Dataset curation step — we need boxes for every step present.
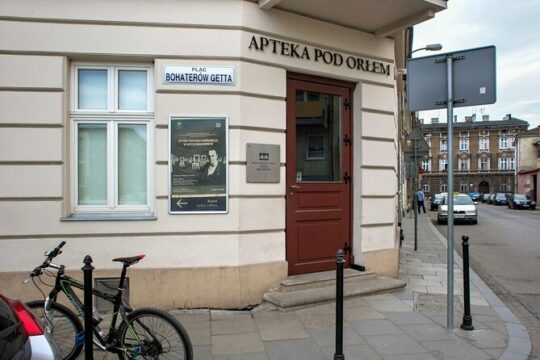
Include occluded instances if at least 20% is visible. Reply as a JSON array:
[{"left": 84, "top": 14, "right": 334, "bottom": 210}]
[
  {"left": 263, "top": 276, "right": 406, "bottom": 311},
  {"left": 280, "top": 268, "right": 376, "bottom": 292}
]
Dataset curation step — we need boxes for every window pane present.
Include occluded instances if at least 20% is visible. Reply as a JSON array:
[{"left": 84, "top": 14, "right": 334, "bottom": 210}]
[
  {"left": 295, "top": 90, "right": 341, "bottom": 182},
  {"left": 78, "top": 124, "right": 107, "bottom": 205},
  {"left": 118, "top": 124, "right": 147, "bottom": 205},
  {"left": 78, "top": 69, "right": 107, "bottom": 110},
  {"left": 118, "top": 70, "right": 147, "bottom": 110}
]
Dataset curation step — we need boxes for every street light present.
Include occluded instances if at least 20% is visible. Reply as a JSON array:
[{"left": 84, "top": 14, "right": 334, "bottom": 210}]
[{"left": 411, "top": 43, "right": 443, "bottom": 56}]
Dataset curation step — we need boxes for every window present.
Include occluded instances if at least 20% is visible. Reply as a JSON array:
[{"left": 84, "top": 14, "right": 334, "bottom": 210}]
[
  {"left": 498, "top": 157, "right": 509, "bottom": 170},
  {"left": 421, "top": 160, "right": 431, "bottom": 172},
  {"left": 460, "top": 182, "right": 468, "bottom": 192},
  {"left": 459, "top": 138, "right": 469, "bottom": 151},
  {"left": 510, "top": 157, "right": 515, "bottom": 169},
  {"left": 500, "top": 183, "right": 508, "bottom": 192},
  {"left": 440, "top": 138, "right": 447, "bottom": 151},
  {"left": 423, "top": 182, "right": 430, "bottom": 192},
  {"left": 440, "top": 183, "right": 448, "bottom": 192},
  {"left": 71, "top": 64, "right": 153, "bottom": 215},
  {"left": 499, "top": 136, "right": 508, "bottom": 149},
  {"left": 439, "top": 159, "right": 448, "bottom": 171},
  {"left": 479, "top": 158, "right": 489, "bottom": 170},
  {"left": 459, "top": 158, "right": 469, "bottom": 171},
  {"left": 479, "top": 137, "right": 489, "bottom": 150}
]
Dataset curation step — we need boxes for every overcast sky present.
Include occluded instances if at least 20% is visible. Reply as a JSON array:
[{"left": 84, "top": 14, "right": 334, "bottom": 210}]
[{"left": 413, "top": 0, "right": 540, "bottom": 129}]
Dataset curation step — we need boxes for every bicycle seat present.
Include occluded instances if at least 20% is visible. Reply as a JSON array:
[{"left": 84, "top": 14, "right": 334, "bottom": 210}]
[{"left": 113, "top": 255, "right": 145, "bottom": 266}]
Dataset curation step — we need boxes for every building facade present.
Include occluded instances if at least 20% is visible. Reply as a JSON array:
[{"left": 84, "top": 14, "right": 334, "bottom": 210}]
[
  {"left": 0, "top": 0, "right": 446, "bottom": 308},
  {"left": 516, "top": 126, "right": 540, "bottom": 204},
  {"left": 420, "top": 115, "right": 528, "bottom": 197}
]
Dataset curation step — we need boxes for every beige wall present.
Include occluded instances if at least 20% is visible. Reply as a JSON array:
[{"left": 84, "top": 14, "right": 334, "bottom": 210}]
[{"left": 0, "top": 0, "right": 398, "bottom": 307}]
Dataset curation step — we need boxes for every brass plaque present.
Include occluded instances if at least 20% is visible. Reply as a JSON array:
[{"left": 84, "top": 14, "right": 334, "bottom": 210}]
[{"left": 246, "top": 143, "right": 280, "bottom": 183}]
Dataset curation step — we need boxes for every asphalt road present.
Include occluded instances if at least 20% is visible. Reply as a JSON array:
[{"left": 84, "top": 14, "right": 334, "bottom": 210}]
[{"left": 430, "top": 203, "right": 540, "bottom": 358}]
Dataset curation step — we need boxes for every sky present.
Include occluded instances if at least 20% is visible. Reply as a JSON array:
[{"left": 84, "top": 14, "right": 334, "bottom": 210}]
[{"left": 413, "top": 0, "right": 540, "bottom": 129}]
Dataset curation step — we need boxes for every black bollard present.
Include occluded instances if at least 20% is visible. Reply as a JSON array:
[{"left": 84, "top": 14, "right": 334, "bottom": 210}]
[
  {"left": 334, "top": 249, "right": 345, "bottom": 360},
  {"left": 461, "top": 236, "right": 474, "bottom": 331},
  {"left": 82, "top": 255, "right": 95, "bottom": 359}
]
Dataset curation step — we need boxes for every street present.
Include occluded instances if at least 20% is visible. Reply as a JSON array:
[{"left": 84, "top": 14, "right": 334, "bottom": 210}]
[{"left": 429, "top": 203, "right": 540, "bottom": 357}]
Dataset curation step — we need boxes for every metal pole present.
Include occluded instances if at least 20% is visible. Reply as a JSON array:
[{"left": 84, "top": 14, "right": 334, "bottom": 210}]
[
  {"left": 414, "top": 138, "right": 418, "bottom": 251},
  {"left": 334, "top": 249, "right": 345, "bottom": 360},
  {"left": 82, "top": 255, "right": 94, "bottom": 360},
  {"left": 461, "top": 235, "right": 474, "bottom": 330},
  {"left": 446, "top": 56, "right": 455, "bottom": 330}
]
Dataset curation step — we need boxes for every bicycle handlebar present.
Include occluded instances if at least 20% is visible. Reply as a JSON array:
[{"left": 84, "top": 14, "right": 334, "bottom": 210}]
[{"left": 29, "top": 241, "right": 66, "bottom": 278}]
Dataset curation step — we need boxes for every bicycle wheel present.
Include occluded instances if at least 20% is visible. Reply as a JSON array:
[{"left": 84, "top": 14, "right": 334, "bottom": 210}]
[
  {"left": 118, "top": 308, "right": 193, "bottom": 360},
  {"left": 27, "top": 300, "right": 84, "bottom": 360}
]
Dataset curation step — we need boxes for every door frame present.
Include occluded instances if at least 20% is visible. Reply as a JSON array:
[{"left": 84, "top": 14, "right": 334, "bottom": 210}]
[{"left": 285, "top": 72, "right": 356, "bottom": 275}]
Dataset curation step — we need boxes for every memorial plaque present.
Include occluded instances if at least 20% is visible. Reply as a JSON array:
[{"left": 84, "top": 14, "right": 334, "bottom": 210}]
[{"left": 246, "top": 143, "right": 280, "bottom": 183}]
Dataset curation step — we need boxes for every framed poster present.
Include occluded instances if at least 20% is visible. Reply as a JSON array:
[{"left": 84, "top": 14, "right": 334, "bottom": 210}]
[{"left": 169, "top": 116, "right": 228, "bottom": 213}]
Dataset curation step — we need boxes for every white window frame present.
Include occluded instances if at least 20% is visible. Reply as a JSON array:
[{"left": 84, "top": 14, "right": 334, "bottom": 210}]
[
  {"left": 498, "top": 157, "right": 509, "bottom": 170},
  {"left": 421, "top": 160, "right": 431, "bottom": 172},
  {"left": 70, "top": 63, "right": 154, "bottom": 215},
  {"left": 423, "top": 182, "right": 430, "bottom": 192},
  {"left": 460, "top": 182, "right": 468, "bottom": 192},
  {"left": 479, "top": 137, "right": 489, "bottom": 150},
  {"left": 459, "top": 138, "right": 469, "bottom": 151},
  {"left": 440, "top": 138, "right": 447, "bottom": 151},
  {"left": 459, "top": 158, "right": 470, "bottom": 171},
  {"left": 479, "top": 158, "right": 489, "bottom": 171},
  {"left": 440, "top": 183, "right": 448, "bottom": 192},
  {"left": 499, "top": 136, "right": 508, "bottom": 149},
  {"left": 439, "top": 159, "right": 448, "bottom": 171}
]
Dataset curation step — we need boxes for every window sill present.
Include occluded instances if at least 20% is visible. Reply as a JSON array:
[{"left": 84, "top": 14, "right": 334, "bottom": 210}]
[{"left": 61, "top": 212, "right": 157, "bottom": 221}]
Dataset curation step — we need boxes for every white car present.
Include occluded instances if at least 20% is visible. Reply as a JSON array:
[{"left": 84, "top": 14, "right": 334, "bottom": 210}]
[{"left": 437, "top": 193, "right": 478, "bottom": 225}]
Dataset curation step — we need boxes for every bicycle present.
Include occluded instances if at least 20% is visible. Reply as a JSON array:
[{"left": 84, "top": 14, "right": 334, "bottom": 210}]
[{"left": 25, "top": 241, "right": 193, "bottom": 360}]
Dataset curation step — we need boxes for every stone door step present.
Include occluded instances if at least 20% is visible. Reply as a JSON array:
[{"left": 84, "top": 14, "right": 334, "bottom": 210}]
[
  {"left": 263, "top": 276, "right": 406, "bottom": 310},
  {"left": 279, "top": 268, "right": 376, "bottom": 292}
]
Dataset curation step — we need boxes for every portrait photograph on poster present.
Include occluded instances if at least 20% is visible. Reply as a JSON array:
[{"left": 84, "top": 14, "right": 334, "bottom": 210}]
[{"left": 169, "top": 116, "right": 228, "bottom": 213}]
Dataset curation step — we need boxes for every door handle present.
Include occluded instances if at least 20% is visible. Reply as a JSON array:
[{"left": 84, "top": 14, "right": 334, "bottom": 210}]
[{"left": 289, "top": 185, "right": 300, "bottom": 190}]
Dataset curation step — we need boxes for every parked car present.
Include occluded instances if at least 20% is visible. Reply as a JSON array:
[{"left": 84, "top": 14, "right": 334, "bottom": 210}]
[
  {"left": 487, "top": 193, "right": 496, "bottom": 204},
  {"left": 507, "top": 193, "right": 536, "bottom": 209},
  {"left": 493, "top": 192, "right": 508, "bottom": 206},
  {"left": 437, "top": 193, "right": 478, "bottom": 225},
  {"left": 430, "top": 193, "right": 445, "bottom": 211},
  {"left": 467, "top": 191, "right": 480, "bottom": 202},
  {"left": 0, "top": 293, "right": 57, "bottom": 360},
  {"left": 481, "top": 193, "right": 490, "bottom": 203}
]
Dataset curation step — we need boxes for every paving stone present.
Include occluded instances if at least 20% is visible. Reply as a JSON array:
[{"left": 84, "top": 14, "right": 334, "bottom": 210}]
[
  {"left": 193, "top": 345, "right": 214, "bottom": 360},
  {"left": 211, "top": 333, "right": 264, "bottom": 355},
  {"left": 454, "top": 328, "right": 508, "bottom": 349},
  {"left": 343, "top": 305, "right": 385, "bottom": 320},
  {"left": 350, "top": 319, "right": 402, "bottom": 335},
  {"left": 264, "top": 339, "right": 326, "bottom": 360},
  {"left": 320, "top": 344, "right": 383, "bottom": 360},
  {"left": 253, "top": 311, "right": 310, "bottom": 341},
  {"left": 420, "top": 339, "right": 492, "bottom": 359},
  {"left": 308, "top": 326, "right": 366, "bottom": 347},
  {"left": 363, "top": 334, "right": 429, "bottom": 355},
  {"left": 214, "top": 352, "right": 269, "bottom": 360},
  {"left": 382, "top": 311, "right": 433, "bottom": 325},
  {"left": 211, "top": 317, "right": 258, "bottom": 335},
  {"left": 399, "top": 324, "right": 460, "bottom": 341}
]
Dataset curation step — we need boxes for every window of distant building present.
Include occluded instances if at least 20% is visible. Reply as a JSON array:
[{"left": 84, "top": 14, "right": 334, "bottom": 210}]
[
  {"left": 441, "top": 183, "right": 448, "bottom": 192},
  {"left": 423, "top": 182, "right": 430, "bottom": 193},
  {"left": 459, "top": 158, "right": 470, "bottom": 171},
  {"left": 459, "top": 138, "right": 469, "bottom": 151},
  {"left": 439, "top": 159, "right": 448, "bottom": 171},
  {"left": 479, "top": 158, "right": 489, "bottom": 171},
  {"left": 479, "top": 137, "right": 489, "bottom": 150},
  {"left": 421, "top": 160, "right": 431, "bottom": 172},
  {"left": 440, "top": 138, "right": 447, "bottom": 151},
  {"left": 499, "top": 136, "right": 508, "bottom": 149},
  {"left": 460, "top": 182, "right": 468, "bottom": 192}
]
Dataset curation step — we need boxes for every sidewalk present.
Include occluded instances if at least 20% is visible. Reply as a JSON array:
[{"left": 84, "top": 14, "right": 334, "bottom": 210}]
[{"left": 95, "top": 212, "right": 531, "bottom": 359}]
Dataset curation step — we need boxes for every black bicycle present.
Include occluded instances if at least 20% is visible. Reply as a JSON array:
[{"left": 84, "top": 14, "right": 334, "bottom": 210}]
[{"left": 25, "top": 241, "right": 193, "bottom": 360}]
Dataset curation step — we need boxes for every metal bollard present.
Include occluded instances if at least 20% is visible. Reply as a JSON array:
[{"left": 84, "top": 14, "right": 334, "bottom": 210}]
[
  {"left": 334, "top": 249, "right": 345, "bottom": 360},
  {"left": 82, "top": 255, "right": 95, "bottom": 359},
  {"left": 461, "top": 236, "right": 474, "bottom": 331}
]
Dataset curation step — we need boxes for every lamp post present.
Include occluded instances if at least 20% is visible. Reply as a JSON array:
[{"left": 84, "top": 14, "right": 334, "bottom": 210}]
[{"left": 398, "top": 43, "right": 443, "bottom": 238}]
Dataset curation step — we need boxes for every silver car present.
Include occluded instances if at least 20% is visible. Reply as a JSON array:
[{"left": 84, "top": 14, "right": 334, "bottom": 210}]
[{"left": 437, "top": 193, "right": 478, "bottom": 225}]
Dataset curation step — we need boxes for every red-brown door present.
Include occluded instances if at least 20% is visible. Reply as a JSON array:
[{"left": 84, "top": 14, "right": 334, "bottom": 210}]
[{"left": 286, "top": 74, "right": 353, "bottom": 275}]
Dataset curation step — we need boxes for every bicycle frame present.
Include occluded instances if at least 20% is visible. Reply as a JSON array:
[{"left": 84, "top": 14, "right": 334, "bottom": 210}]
[{"left": 43, "top": 263, "right": 132, "bottom": 353}]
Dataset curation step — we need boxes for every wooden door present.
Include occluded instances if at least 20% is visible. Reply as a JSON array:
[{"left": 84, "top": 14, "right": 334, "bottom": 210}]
[{"left": 286, "top": 74, "right": 353, "bottom": 275}]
